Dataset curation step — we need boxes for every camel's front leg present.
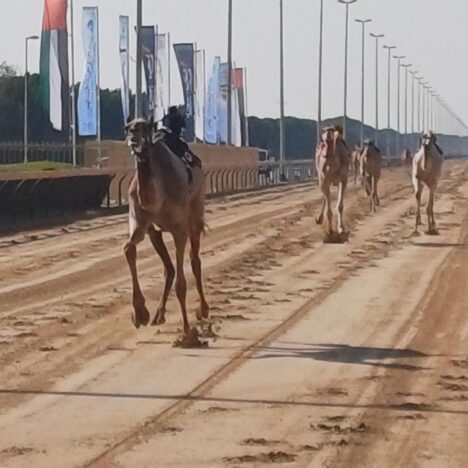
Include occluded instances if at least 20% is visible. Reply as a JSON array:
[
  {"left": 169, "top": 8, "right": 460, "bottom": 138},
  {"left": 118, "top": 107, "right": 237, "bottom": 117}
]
[
  {"left": 173, "top": 233, "right": 190, "bottom": 335},
  {"left": 370, "top": 176, "right": 377, "bottom": 212},
  {"left": 413, "top": 178, "right": 423, "bottom": 233},
  {"left": 427, "top": 187, "right": 438, "bottom": 234},
  {"left": 336, "top": 180, "right": 346, "bottom": 234},
  {"left": 148, "top": 226, "right": 175, "bottom": 326},
  {"left": 315, "top": 178, "right": 327, "bottom": 225},
  {"left": 123, "top": 226, "right": 150, "bottom": 328},
  {"left": 190, "top": 230, "right": 209, "bottom": 321}
]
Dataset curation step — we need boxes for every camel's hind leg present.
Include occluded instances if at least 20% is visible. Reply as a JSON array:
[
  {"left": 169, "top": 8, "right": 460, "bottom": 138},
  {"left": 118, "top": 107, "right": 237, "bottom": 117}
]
[
  {"left": 190, "top": 230, "right": 209, "bottom": 321},
  {"left": 124, "top": 225, "right": 150, "bottom": 328},
  {"left": 427, "top": 186, "right": 438, "bottom": 234},
  {"left": 173, "top": 233, "right": 190, "bottom": 334},
  {"left": 336, "top": 180, "right": 347, "bottom": 234},
  {"left": 148, "top": 226, "right": 175, "bottom": 326},
  {"left": 413, "top": 179, "right": 423, "bottom": 233}
]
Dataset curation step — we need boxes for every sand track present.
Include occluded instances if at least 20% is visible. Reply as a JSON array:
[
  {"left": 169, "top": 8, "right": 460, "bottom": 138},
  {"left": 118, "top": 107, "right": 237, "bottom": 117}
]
[{"left": 0, "top": 162, "right": 467, "bottom": 468}]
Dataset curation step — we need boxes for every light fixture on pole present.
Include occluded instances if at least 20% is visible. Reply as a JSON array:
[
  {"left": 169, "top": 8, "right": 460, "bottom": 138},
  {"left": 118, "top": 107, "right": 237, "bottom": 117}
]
[
  {"left": 383, "top": 45, "right": 395, "bottom": 156},
  {"left": 338, "top": 0, "right": 357, "bottom": 140},
  {"left": 401, "top": 63, "right": 412, "bottom": 150},
  {"left": 393, "top": 54, "right": 405, "bottom": 155},
  {"left": 370, "top": 33, "right": 384, "bottom": 143},
  {"left": 355, "top": 18, "right": 372, "bottom": 145},
  {"left": 317, "top": 0, "right": 324, "bottom": 147},
  {"left": 24, "top": 35, "right": 39, "bottom": 164}
]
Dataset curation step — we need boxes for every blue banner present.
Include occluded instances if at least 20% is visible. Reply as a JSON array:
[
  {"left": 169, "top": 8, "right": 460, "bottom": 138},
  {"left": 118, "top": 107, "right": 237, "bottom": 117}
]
[
  {"left": 141, "top": 26, "right": 156, "bottom": 117},
  {"left": 119, "top": 16, "right": 130, "bottom": 123},
  {"left": 204, "top": 57, "right": 220, "bottom": 144},
  {"left": 174, "top": 43, "right": 195, "bottom": 141},
  {"left": 77, "top": 7, "right": 98, "bottom": 136}
]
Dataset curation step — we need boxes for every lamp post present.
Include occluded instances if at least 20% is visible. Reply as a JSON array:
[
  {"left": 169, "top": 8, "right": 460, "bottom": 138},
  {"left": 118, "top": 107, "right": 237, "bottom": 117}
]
[
  {"left": 409, "top": 70, "right": 417, "bottom": 149},
  {"left": 416, "top": 76, "right": 424, "bottom": 133},
  {"left": 393, "top": 54, "right": 405, "bottom": 155},
  {"left": 24, "top": 35, "right": 39, "bottom": 164},
  {"left": 355, "top": 18, "right": 372, "bottom": 145},
  {"left": 370, "top": 33, "right": 384, "bottom": 143},
  {"left": 227, "top": 0, "right": 233, "bottom": 145},
  {"left": 135, "top": 0, "right": 143, "bottom": 118},
  {"left": 338, "top": 0, "right": 357, "bottom": 140},
  {"left": 317, "top": 0, "right": 324, "bottom": 146},
  {"left": 401, "top": 63, "right": 411, "bottom": 150},
  {"left": 279, "top": 0, "right": 285, "bottom": 178},
  {"left": 383, "top": 45, "right": 395, "bottom": 155}
]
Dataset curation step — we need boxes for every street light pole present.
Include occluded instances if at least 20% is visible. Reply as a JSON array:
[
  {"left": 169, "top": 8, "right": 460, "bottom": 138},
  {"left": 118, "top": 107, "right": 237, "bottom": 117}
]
[
  {"left": 338, "top": 0, "right": 357, "bottom": 140},
  {"left": 409, "top": 70, "right": 417, "bottom": 149},
  {"left": 383, "top": 45, "right": 395, "bottom": 156},
  {"left": 401, "top": 63, "right": 411, "bottom": 150},
  {"left": 135, "top": 0, "right": 143, "bottom": 117},
  {"left": 24, "top": 35, "right": 39, "bottom": 164},
  {"left": 317, "top": 0, "right": 324, "bottom": 146},
  {"left": 355, "top": 18, "right": 372, "bottom": 145},
  {"left": 370, "top": 33, "right": 384, "bottom": 143},
  {"left": 393, "top": 54, "right": 405, "bottom": 155},
  {"left": 227, "top": 0, "right": 233, "bottom": 145},
  {"left": 279, "top": 0, "right": 285, "bottom": 178}
]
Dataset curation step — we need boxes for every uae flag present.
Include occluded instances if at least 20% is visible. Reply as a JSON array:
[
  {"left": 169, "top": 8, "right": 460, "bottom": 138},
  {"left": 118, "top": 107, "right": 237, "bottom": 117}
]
[{"left": 40, "top": 0, "right": 69, "bottom": 131}]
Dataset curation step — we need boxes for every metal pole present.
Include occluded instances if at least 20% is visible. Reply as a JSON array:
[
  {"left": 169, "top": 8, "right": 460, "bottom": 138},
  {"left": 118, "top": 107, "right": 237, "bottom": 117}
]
[
  {"left": 227, "top": 0, "right": 233, "bottom": 145},
  {"left": 96, "top": 7, "right": 102, "bottom": 166},
  {"left": 394, "top": 55, "right": 405, "bottom": 155},
  {"left": 244, "top": 67, "right": 250, "bottom": 146},
  {"left": 383, "top": 45, "right": 395, "bottom": 156},
  {"left": 356, "top": 19, "right": 372, "bottom": 145},
  {"left": 135, "top": 0, "right": 143, "bottom": 117},
  {"left": 24, "top": 38, "right": 38, "bottom": 163},
  {"left": 338, "top": 0, "right": 357, "bottom": 139},
  {"left": 317, "top": 0, "right": 324, "bottom": 146},
  {"left": 279, "top": 0, "right": 285, "bottom": 176},
  {"left": 370, "top": 33, "right": 384, "bottom": 143},
  {"left": 167, "top": 32, "right": 171, "bottom": 108},
  {"left": 410, "top": 70, "right": 416, "bottom": 149},
  {"left": 401, "top": 64, "right": 411, "bottom": 150},
  {"left": 203, "top": 49, "right": 206, "bottom": 143},
  {"left": 70, "top": 0, "right": 77, "bottom": 166}
]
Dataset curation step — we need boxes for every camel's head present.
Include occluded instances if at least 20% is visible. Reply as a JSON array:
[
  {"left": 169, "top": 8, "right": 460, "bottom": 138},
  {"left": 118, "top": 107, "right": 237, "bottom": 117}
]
[
  {"left": 125, "top": 116, "right": 154, "bottom": 161},
  {"left": 421, "top": 132, "right": 436, "bottom": 149},
  {"left": 321, "top": 126, "right": 335, "bottom": 143}
]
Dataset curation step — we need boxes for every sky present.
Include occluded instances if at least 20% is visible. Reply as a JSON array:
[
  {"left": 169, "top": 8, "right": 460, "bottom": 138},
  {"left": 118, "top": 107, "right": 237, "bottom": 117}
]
[{"left": 1, "top": 0, "right": 467, "bottom": 133}]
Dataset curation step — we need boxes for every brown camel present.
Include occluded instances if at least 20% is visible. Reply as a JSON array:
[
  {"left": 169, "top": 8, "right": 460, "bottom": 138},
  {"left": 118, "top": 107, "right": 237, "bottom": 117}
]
[
  {"left": 350, "top": 144, "right": 362, "bottom": 185},
  {"left": 315, "top": 126, "right": 350, "bottom": 238},
  {"left": 123, "top": 117, "right": 209, "bottom": 334},
  {"left": 359, "top": 140, "right": 382, "bottom": 212},
  {"left": 412, "top": 132, "right": 444, "bottom": 235}
]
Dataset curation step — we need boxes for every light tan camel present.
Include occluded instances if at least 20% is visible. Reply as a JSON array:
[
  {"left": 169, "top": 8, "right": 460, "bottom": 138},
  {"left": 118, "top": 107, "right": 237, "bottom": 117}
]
[
  {"left": 412, "top": 132, "right": 444, "bottom": 234},
  {"left": 359, "top": 140, "right": 382, "bottom": 212},
  {"left": 315, "top": 126, "right": 350, "bottom": 238},
  {"left": 123, "top": 117, "right": 209, "bottom": 335},
  {"left": 350, "top": 145, "right": 362, "bottom": 185}
]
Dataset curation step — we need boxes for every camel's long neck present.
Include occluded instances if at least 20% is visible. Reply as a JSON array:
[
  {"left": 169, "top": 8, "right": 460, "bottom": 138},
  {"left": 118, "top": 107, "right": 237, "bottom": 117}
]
[{"left": 136, "top": 157, "right": 160, "bottom": 208}]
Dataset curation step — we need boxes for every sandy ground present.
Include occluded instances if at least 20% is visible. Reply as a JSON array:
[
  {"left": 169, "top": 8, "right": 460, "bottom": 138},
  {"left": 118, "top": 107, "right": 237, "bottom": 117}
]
[{"left": 0, "top": 162, "right": 467, "bottom": 468}]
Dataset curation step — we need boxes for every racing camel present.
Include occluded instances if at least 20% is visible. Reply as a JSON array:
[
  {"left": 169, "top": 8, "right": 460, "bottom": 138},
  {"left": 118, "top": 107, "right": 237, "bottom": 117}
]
[
  {"left": 315, "top": 126, "right": 350, "bottom": 240},
  {"left": 412, "top": 132, "right": 444, "bottom": 235},
  {"left": 359, "top": 139, "right": 382, "bottom": 212},
  {"left": 123, "top": 116, "right": 209, "bottom": 335},
  {"left": 350, "top": 144, "right": 362, "bottom": 185}
]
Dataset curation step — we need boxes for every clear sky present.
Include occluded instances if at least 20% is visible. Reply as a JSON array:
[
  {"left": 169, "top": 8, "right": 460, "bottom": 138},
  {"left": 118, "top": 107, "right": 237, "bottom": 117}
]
[{"left": 1, "top": 0, "right": 467, "bottom": 132}]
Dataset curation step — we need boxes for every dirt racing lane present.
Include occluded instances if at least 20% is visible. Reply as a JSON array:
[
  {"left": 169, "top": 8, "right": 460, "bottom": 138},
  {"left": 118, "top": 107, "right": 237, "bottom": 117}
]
[{"left": 0, "top": 161, "right": 467, "bottom": 467}]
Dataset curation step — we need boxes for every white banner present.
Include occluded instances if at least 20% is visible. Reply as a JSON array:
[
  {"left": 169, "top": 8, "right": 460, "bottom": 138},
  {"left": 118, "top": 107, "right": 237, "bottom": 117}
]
[
  {"left": 217, "top": 62, "right": 229, "bottom": 144},
  {"left": 77, "top": 7, "right": 98, "bottom": 136},
  {"left": 119, "top": 15, "right": 130, "bottom": 123},
  {"left": 231, "top": 86, "right": 242, "bottom": 147},
  {"left": 204, "top": 57, "right": 220, "bottom": 144},
  {"left": 155, "top": 33, "right": 169, "bottom": 121},
  {"left": 194, "top": 50, "right": 205, "bottom": 141}
]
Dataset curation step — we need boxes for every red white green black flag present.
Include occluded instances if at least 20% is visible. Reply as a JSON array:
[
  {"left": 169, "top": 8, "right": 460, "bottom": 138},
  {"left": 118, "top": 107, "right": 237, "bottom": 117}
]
[{"left": 40, "top": 0, "right": 69, "bottom": 131}]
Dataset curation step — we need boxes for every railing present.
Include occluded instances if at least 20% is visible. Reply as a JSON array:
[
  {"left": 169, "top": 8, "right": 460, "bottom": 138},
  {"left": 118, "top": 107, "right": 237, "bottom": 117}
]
[{"left": 0, "top": 142, "right": 85, "bottom": 166}]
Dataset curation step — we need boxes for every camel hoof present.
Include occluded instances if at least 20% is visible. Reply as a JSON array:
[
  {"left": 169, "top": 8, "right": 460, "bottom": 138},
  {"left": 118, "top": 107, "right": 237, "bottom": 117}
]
[
  {"left": 315, "top": 216, "right": 323, "bottom": 225},
  {"left": 151, "top": 309, "right": 166, "bottom": 326},
  {"left": 426, "top": 229, "right": 440, "bottom": 236},
  {"left": 131, "top": 311, "right": 141, "bottom": 329},
  {"left": 138, "top": 306, "right": 150, "bottom": 327},
  {"left": 196, "top": 303, "right": 210, "bottom": 321}
]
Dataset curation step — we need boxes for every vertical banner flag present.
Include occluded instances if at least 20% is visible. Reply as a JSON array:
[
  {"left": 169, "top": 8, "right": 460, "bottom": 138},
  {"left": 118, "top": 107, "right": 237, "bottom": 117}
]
[
  {"left": 174, "top": 43, "right": 195, "bottom": 141},
  {"left": 194, "top": 50, "right": 205, "bottom": 141},
  {"left": 40, "top": 0, "right": 69, "bottom": 131},
  {"left": 119, "top": 16, "right": 130, "bottom": 123},
  {"left": 217, "top": 62, "right": 229, "bottom": 144},
  {"left": 204, "top": 57, "right": 220, "bottom": 144},
  {"left": 233, "top": 68, "right": 246, "bottom": 146},
  {"left": 77, "top": 7, "right": 98, "bottom": 136},
  {"left": 155, "top": 34, "right": 169, "bottom": 121},
  {"left": 141, "top": 26, "right": 156, "bottom": 117}
]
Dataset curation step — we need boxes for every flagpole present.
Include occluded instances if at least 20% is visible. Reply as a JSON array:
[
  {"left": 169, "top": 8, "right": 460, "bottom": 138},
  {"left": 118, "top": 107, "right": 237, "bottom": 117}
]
[
  {"left": 69, "top": 0, "right": 77, "bottom": 166},
  {"left": 154, "top": 25, "right": 159, "bottom": 121},
  {"left": 244, "top": 67, "right": 249, "bottom": 147},
  {"left": 227, "top": 0, "right": 233, "bottom": 146},
  {"left": 135, "top": 0, "right": 143, "bottom": 118},
  {"left": 167, "top": 32, "right": 171, "bottom": 108},
  {"left": 203, "top": 49, "right": 206, "bottom": 143},
  {"left": 96, "top": 7, "right": 102, "bottom": 166}
]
